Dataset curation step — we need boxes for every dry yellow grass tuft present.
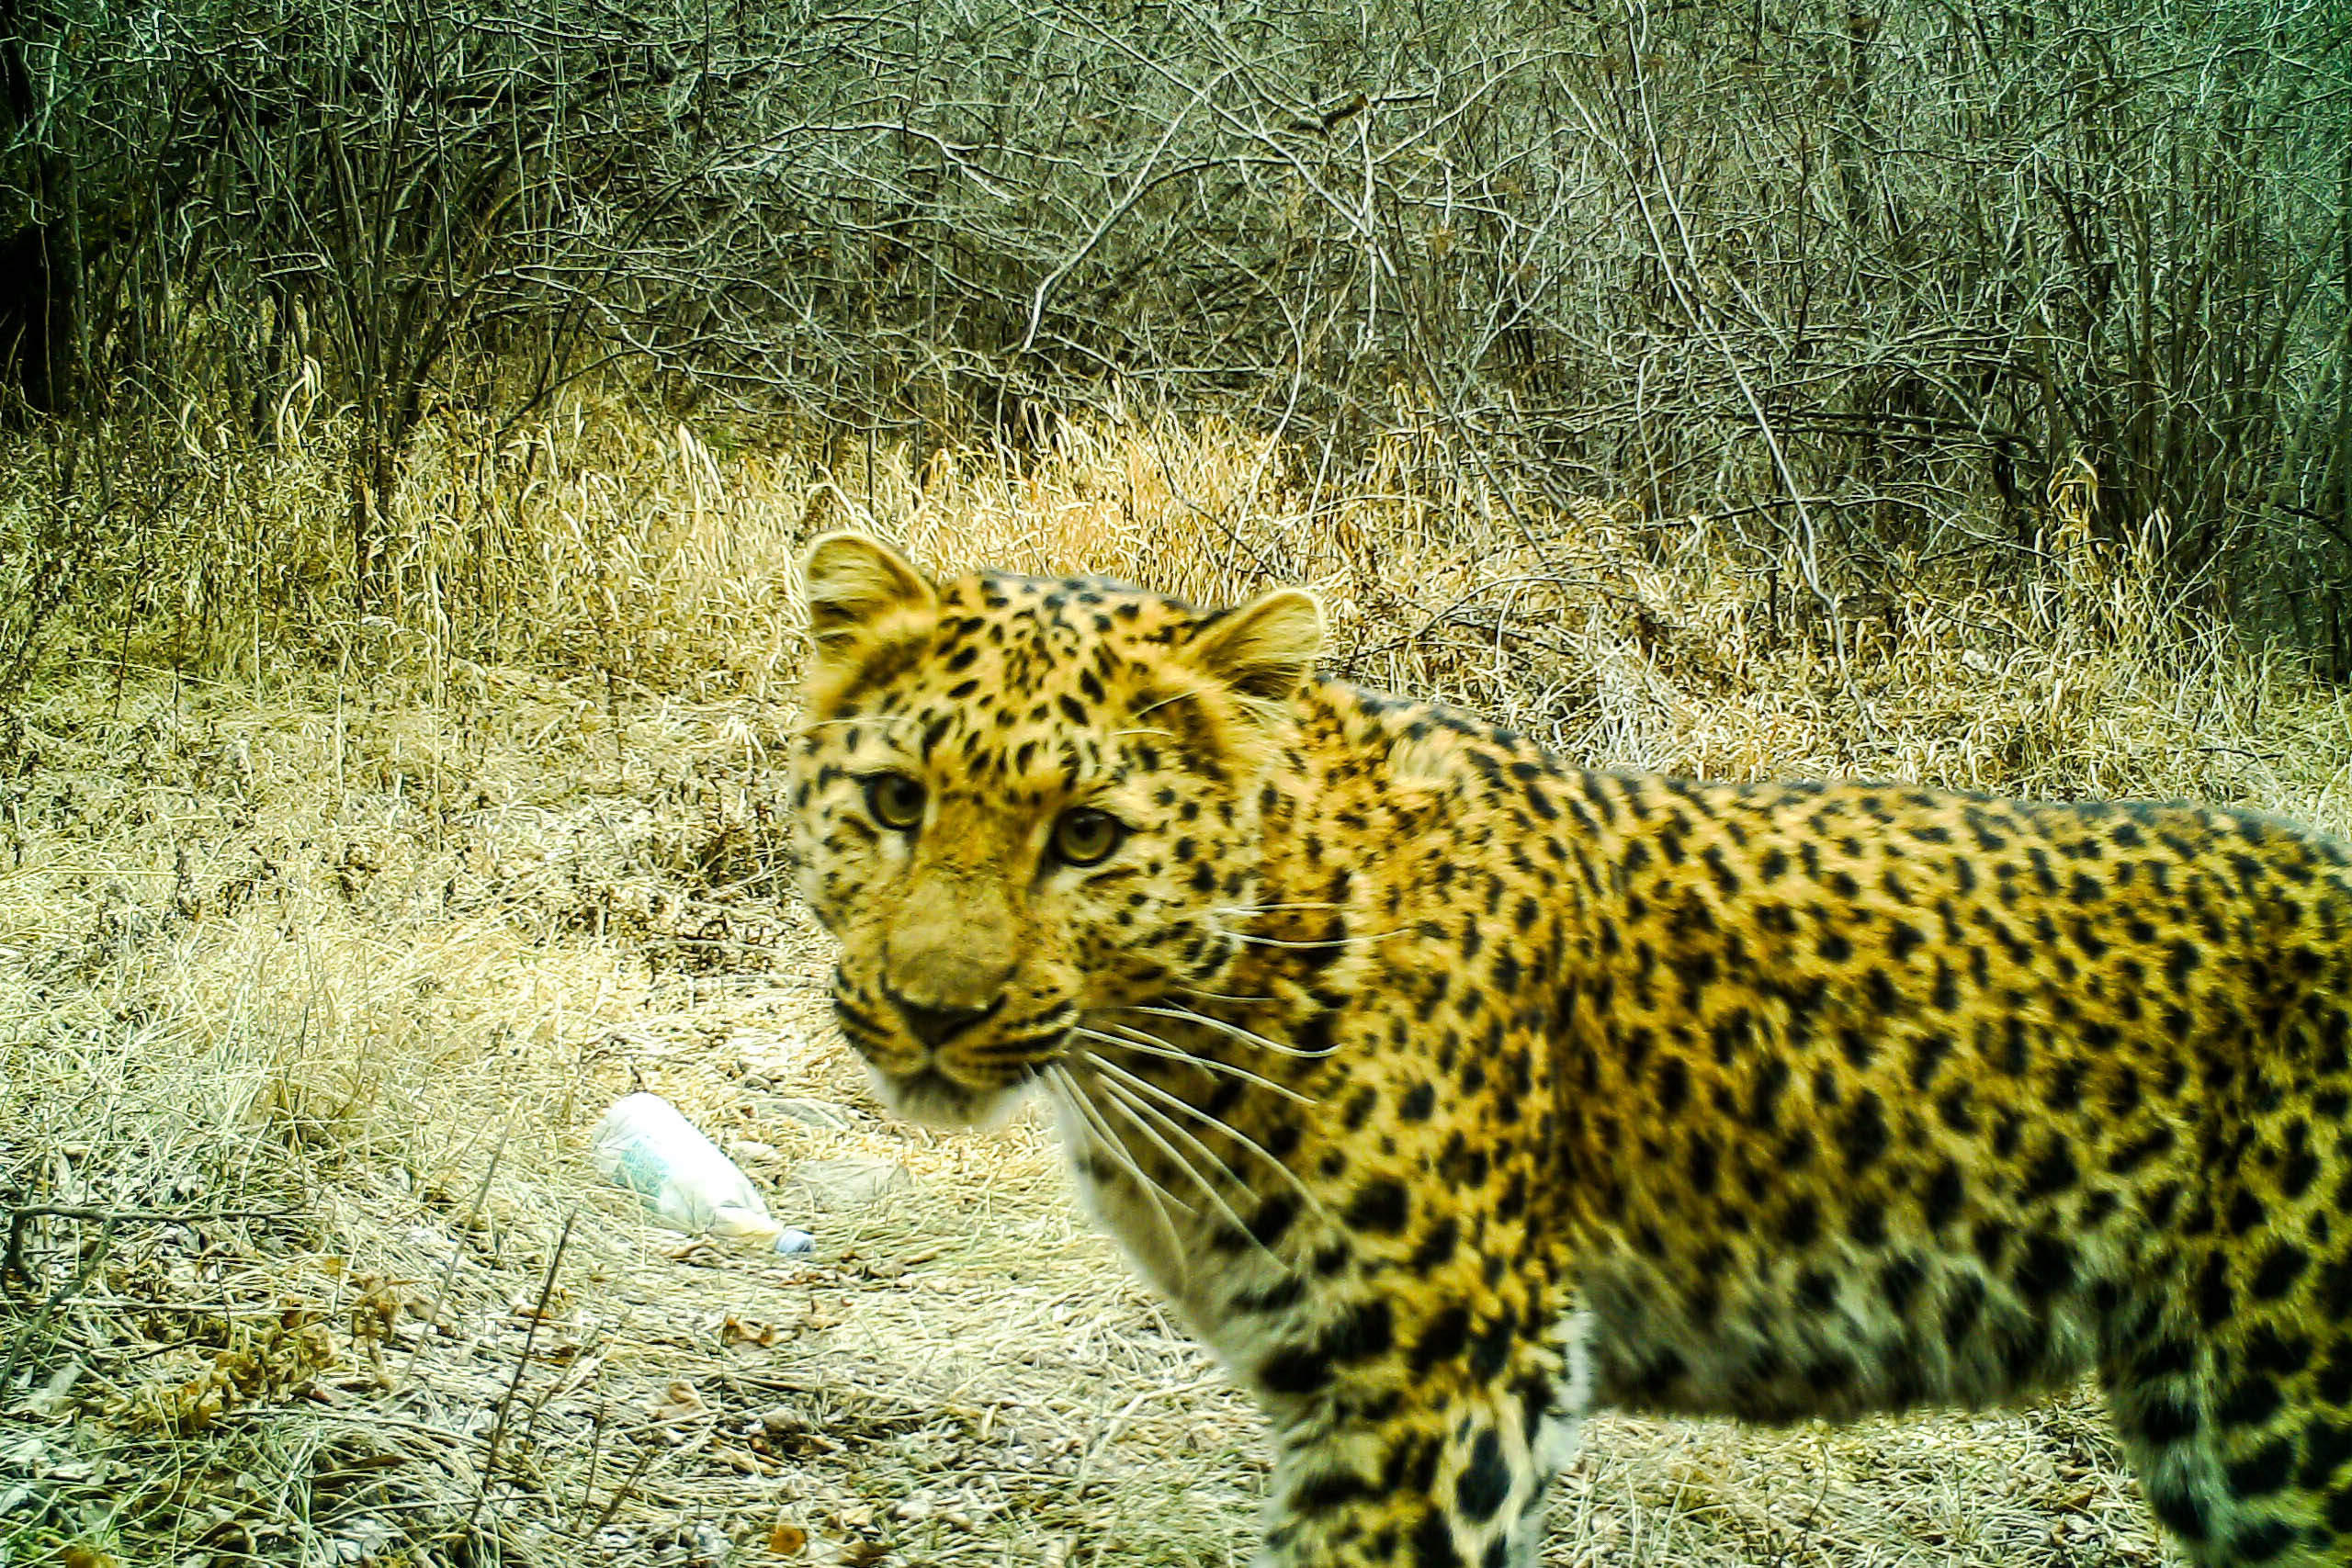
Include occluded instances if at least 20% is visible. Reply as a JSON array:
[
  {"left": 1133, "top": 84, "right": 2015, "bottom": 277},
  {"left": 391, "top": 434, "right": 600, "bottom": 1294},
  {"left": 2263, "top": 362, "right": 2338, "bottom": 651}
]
[{"left": 4, "top": 407, "right": 2345, "bottom": 1565}]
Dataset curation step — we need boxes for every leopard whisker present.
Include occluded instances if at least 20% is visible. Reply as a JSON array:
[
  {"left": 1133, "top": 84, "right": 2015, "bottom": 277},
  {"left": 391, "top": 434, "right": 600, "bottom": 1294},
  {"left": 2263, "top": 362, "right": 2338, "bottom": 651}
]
[
  {"left": 1090, "top": 1073, "right": 1279, "bottom": 1263},
  {"left": 1046, "top": 1064, "right": 1179, "bottom": 1204},
  {"left": 1226, "top": 928, "right": 1407, "bottom": 951},
  {"left": 1085, "top": 1049, "right": 1326, "bottom": 1217},
  {"left": 1050, "top": 1064, "right": 1202, "bottom": 1292},
  {"left": 1119, "top": 1002, "right": 1342, "bottom": 1059},
  {"left": 1129, "top": 685, "right": 1220, "bottom": 721},
  {"left": 1046, "top": 1064, "right": 1195, "bottom": 1269},
  {"left": 1090, "top": 1071, "right": 1252, "bottom": 1211},
  {"left": 956, "top": 1024, "right": 1079, "bottom": 1059},
  {"left": 1073, "top": 1022, "right": 1317, "bottom": 1106},
  {"left": 1174, "top": 984, "right": 1284, "bottom": 1006}
]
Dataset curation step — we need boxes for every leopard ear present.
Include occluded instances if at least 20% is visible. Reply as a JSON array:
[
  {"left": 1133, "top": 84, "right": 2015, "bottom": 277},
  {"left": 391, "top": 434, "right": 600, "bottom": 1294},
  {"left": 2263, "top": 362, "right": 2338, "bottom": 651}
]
[
  {"left": 1187, "top": 588, "right": 1324, "bottom": 708},
  {"left": 800, "top": 532, "right": 936, "bottom": 658}
]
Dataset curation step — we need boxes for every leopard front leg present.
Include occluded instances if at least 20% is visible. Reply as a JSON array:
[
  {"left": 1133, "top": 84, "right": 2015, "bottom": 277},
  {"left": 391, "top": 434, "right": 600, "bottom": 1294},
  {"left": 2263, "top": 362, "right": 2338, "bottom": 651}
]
[{"left": 1247, "top": 1305, "right": 1589, "bottom": 1567}]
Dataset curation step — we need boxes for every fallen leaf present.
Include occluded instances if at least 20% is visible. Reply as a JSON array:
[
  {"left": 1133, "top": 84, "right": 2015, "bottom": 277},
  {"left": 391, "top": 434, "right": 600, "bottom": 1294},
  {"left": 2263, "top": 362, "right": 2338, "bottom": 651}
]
[
  {"left": 722, "top": 1314, "right": 782, "bottom": 1348},
  {"left": 650, "top": 1379, "right": 707, "bottom": 1422},
  {"left": 765, "top": 1521, "right": 808, "bottom": 1554}
]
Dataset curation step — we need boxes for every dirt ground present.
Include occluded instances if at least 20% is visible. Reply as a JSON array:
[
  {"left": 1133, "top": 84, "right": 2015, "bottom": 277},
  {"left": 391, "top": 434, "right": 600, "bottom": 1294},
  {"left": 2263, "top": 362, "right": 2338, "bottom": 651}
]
[
  {"left": 0, "top": 654, "right": 2212, "bottom": 1567},
  {"left": 14, "top": 421, "right": 2340, "bottom": 1566}
]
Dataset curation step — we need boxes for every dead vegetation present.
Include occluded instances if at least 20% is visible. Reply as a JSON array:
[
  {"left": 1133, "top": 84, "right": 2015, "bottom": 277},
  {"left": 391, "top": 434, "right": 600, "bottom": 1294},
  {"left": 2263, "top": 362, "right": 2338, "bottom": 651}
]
[
  {"left": 3, "top": 412, "right": 2347, "bottom": 1567},
  {"left": 9, "top": 0, "right": 2347, "bottom": 668}
]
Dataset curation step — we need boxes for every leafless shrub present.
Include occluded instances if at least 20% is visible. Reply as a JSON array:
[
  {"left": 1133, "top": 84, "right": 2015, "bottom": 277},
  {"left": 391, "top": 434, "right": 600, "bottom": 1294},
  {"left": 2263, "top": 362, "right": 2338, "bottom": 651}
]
[{"left": 0, "top": 0, "right": 2344, "bottom": 679}]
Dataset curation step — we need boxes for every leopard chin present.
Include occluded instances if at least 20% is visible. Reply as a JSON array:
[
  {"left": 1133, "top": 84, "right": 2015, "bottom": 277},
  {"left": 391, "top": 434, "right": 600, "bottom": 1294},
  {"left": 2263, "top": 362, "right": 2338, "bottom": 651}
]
[{"left": 866, "top": 1064, "right": 1033, "bottom": 1132}]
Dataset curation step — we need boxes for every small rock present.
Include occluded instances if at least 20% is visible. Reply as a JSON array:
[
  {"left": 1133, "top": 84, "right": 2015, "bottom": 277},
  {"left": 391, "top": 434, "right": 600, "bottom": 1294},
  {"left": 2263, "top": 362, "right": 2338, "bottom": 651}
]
[
  {"left": 403, "top": 1224, "right": 456, "bottom": 1260},
  {"left": 788, "top": 1158, "right": 910, "bottom": 1213},
  {"left": 333, "top": 1517, "right": 395, "bottom": 1560},
  {"left": 769, "top": 1099, "right": 860, "bottom": 1131}
]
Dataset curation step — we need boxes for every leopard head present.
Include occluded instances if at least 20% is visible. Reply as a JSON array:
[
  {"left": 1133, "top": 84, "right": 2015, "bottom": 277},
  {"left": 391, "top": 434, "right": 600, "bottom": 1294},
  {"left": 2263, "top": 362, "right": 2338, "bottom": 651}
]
[{"left": 787, "top": 532, "right": 1323, "bottom": 1127}]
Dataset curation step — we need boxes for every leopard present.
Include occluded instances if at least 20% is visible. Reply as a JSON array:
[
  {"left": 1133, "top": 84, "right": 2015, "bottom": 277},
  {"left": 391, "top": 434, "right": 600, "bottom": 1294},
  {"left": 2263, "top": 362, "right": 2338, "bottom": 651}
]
[{"left": 786, "top": 529, "right": 2352, "bottom": 1568}]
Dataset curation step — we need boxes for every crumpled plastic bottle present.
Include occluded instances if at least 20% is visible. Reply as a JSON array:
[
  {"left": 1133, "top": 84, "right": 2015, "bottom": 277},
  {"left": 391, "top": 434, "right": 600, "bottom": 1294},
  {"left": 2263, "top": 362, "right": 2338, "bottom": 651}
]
[{"left": 591, "top": 1092, "right": 814, "bottom": 1256}]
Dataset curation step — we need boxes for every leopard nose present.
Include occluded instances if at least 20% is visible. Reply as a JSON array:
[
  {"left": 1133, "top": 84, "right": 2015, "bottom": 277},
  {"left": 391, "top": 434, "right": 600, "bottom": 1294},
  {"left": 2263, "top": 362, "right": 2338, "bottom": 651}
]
[{"left": 887, "top": 990, "right": 1001, "bottom": 1047}]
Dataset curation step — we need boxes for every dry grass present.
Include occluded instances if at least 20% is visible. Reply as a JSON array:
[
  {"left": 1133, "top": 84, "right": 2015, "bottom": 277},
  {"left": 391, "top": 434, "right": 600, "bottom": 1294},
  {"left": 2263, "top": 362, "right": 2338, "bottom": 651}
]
[{"left": 4, "top": 409, "right": 2348, "bottom": 1567}]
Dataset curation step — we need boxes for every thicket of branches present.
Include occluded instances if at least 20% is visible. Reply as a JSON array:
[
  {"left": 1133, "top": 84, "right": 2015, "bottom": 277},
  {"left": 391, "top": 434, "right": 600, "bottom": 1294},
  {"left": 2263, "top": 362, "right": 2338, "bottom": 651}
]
[{"left": 2, "top": 0, "right": 2347, "bottom": 676}]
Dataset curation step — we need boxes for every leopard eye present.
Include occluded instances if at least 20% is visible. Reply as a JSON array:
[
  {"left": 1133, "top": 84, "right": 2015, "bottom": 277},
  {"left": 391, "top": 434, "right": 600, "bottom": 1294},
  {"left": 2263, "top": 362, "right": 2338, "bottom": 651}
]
[
  {"left": 863, "top": 772, "right": 927, "bottom": 830},
  {"left": 1052, "top": 807, "right": 1124, "bottom": 867}
]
